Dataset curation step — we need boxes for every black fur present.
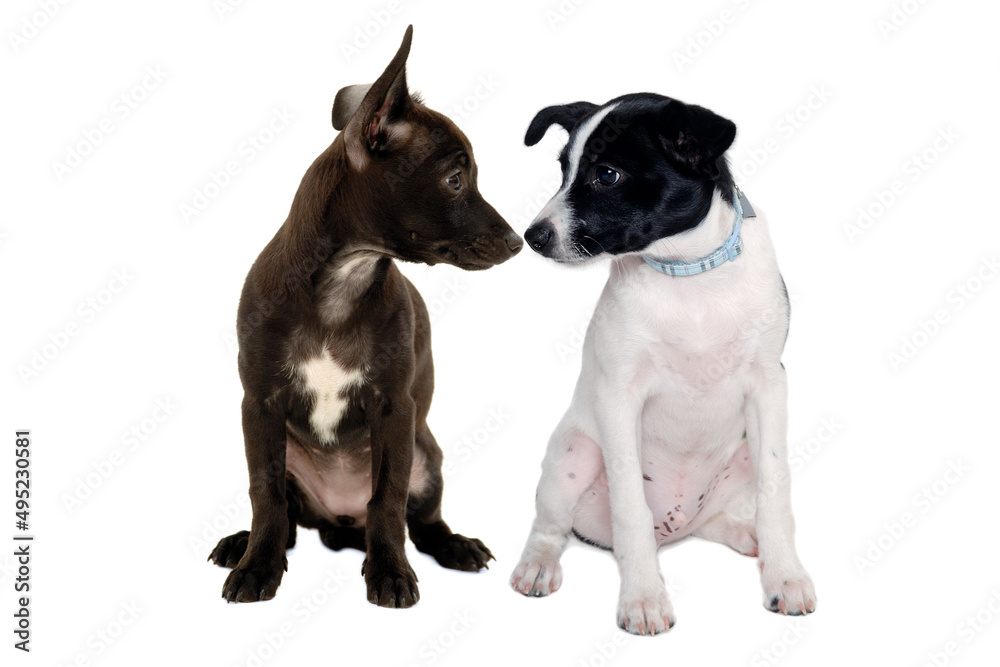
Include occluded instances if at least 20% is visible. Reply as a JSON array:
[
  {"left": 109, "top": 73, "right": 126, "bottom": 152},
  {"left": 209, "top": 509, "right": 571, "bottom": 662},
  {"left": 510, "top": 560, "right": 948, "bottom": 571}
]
[
  {"left": 525, "top": 93, "right": 736, "bottom": 260},
  {"left": 524, "top": 102, "right": 598, "bottom": 146},
  {"left": 572, "top": 528, "right": 612, "bottom": 552}
]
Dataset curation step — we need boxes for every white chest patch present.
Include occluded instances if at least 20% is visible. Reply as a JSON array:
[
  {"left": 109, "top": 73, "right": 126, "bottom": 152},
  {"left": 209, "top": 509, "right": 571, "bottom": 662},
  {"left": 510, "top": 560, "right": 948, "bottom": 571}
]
[{"left": 296, "top": 350, "right": 365, "bottom": 444}]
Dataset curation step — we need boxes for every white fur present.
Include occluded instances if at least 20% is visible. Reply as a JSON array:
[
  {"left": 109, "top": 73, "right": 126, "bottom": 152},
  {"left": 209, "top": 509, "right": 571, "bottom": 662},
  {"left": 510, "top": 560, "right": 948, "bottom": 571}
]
[
  {"left": 297, "top": 350, "right": 365, "bottom": 444},
  {"left": 536, "top": 103, "right": 619, "bottom": 258},
  {"left": 511, "top": 191, "right": 816, "bottom": 634}
]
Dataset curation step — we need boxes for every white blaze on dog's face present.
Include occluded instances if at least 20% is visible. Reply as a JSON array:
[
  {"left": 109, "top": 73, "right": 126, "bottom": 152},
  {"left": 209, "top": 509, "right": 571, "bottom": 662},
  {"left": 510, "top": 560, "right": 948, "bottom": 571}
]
[
  {"left": 522, "top": 94, "right": 738, "bottom": 264},
  {"left": 532, "top": 103, "right": 618, "bottom": 260}
]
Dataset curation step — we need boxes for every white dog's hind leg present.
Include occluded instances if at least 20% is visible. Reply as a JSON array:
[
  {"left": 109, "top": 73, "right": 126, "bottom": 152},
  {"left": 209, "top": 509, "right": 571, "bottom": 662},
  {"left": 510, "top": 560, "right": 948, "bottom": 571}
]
[
  {"left": 693, "top": 511, "right": 759, "bottom": 557},
  {"left": 746, "top": 369, "right": 817, "bottom": 616},
  {"left": 511, "top": 428, "right": 602, "bottom": 597}
]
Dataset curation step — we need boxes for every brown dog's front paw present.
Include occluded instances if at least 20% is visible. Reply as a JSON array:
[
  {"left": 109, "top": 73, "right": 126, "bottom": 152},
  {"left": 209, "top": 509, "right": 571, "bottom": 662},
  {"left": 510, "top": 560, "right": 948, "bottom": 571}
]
[
  {"left": 221, "top": 556, "right": 286, "bottom": 603},
  {"left": 209, "top": 530, "right": 250, "bottom": 568},
  {"left": 423, "top": 534, "right": 494, "bottom": 572},
  {"left": 362, "top": 557, "right": 419, "bottom": 608}
]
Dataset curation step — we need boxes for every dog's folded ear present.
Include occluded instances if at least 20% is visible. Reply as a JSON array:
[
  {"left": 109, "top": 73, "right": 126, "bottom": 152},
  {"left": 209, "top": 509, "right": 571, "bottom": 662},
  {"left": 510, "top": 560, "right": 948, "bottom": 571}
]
[
  {"left": 524, "top": 102, "right": 598, "bottom": 146},
  {"left": 658, "top": 101, "right": 736, "bottom": 175},
  {"left": 332, "top": 84, "right": 373, "bottom": 131},
  {"left": 340, "top": 25, "right": 414, "bottom": 165}
]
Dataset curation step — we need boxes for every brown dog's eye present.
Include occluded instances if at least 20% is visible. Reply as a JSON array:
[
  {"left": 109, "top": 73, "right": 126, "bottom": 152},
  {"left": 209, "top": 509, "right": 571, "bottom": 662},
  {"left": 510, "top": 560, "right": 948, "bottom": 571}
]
[
  {"left": 596, "top": 166, "right": 620, "bottom": 186},
  {"left": 445, "top": 172, "right": 462, "bottom": 191}
]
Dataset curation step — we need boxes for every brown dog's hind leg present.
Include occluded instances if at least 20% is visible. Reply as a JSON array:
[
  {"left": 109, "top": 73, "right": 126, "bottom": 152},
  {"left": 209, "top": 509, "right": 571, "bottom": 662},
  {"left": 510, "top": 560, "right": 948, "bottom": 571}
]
[
  {"left": 406, "top": 425, "right": 494, "bottom": 572},
  {"left": 319, "top": 524, "right": 367, "bottom": 552}
]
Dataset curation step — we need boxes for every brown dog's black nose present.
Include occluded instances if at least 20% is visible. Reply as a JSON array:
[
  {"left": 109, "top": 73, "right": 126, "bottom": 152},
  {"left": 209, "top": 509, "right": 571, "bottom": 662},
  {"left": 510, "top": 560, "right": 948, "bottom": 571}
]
[
  {"left": 524, "top": 222, "right": 553, "bottom": 253},
  {"left": 505, "top": 230, "right": 524, "bottom": 255}
]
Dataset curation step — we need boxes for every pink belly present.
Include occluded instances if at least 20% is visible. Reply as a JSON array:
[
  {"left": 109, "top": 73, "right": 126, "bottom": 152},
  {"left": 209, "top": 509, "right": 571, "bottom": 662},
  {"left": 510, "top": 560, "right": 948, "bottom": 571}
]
[
  {"left": 284, "top": 431, "right": 432, "bottom": 527},
  {"left": 286, "top": 434, "right": 373, "bottom": 525},
  {"left": 572, "top": 441, "right": 754, "bottom": 548}
]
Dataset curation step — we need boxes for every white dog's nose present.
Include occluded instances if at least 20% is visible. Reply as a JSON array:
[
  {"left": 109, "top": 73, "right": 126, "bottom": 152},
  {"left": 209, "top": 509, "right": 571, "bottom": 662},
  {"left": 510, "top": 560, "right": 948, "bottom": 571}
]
[{"left": 524, "top": 221, "right": 555, "bottom": 255}]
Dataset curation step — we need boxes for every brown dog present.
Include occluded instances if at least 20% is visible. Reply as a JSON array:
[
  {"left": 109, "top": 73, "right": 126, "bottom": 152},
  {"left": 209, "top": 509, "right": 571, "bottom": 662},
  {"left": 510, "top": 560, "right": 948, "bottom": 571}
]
[{"left": 209, "top": 26, "right": 521, "bottom": 607}]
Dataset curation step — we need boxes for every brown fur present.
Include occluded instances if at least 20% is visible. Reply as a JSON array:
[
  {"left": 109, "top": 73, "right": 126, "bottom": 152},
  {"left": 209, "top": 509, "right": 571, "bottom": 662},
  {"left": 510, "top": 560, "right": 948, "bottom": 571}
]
[{"left": 208, "top": 26, "right": 521, "bottom": 607}]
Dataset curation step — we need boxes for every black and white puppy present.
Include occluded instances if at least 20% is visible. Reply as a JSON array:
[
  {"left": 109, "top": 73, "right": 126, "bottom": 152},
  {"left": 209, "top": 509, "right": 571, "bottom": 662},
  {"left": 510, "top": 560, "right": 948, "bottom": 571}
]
[{"left": 510, "top": 94, "right": 816, "bottom": 634}]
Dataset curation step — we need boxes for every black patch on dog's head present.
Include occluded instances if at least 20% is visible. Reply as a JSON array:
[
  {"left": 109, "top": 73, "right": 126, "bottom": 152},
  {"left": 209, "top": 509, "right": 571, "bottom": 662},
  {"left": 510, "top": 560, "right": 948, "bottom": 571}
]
[
  {"left": 526, "top": 93, "right": 736, "bottom": 261},
  {"left": 524, "top": 102, "right": 599, "bottom": 147}
]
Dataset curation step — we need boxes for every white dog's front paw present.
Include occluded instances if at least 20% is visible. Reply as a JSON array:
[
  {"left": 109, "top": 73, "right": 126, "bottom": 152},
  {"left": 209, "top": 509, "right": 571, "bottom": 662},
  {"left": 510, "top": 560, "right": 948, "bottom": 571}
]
[
  {"left": 616, "top": 589, "right": 676, "bottom": 636},
  {"left": 510, "top": 558, "right": 563, "bottom": 597},
  {"left": 760, "top": 563, "right": 816, "bottom": 616}
]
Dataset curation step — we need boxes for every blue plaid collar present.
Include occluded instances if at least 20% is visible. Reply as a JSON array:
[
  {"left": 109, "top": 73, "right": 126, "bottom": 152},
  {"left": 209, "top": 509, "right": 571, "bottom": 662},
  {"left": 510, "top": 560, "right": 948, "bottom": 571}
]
[{"left": 639, "top": 187, "right": 755, "bottom": 277}]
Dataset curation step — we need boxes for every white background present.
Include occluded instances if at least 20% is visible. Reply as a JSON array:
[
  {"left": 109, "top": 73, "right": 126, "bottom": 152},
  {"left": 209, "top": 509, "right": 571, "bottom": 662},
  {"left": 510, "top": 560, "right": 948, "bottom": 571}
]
[{"left": 3, "top": 0, "right": 999, "bottom": 665}]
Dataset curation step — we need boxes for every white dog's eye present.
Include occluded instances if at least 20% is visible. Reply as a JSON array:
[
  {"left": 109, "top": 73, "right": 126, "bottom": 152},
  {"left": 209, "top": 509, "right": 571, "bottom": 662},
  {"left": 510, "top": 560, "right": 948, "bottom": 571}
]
[
  {"left": 445, "top": 172, "right": 462, "bottom": 191},
  {"left": 596, "top": 166, "right": 620, "bottom": 186}
]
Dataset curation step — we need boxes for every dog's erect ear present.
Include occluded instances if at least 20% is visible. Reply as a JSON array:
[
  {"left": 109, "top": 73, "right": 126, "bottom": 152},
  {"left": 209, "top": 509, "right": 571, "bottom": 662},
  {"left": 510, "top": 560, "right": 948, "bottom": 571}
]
[
  {"left": 341, "top": 25, "right": 414, "bottom": 164},
  {"left": 332, "top": 84, "right": 373, "bottom": 131},
  {"left": 524, "top": 102, "right": 598, "bottom": 146},
  {"left": 658, "top": 100, "right": 736, "bottom": 173}
]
